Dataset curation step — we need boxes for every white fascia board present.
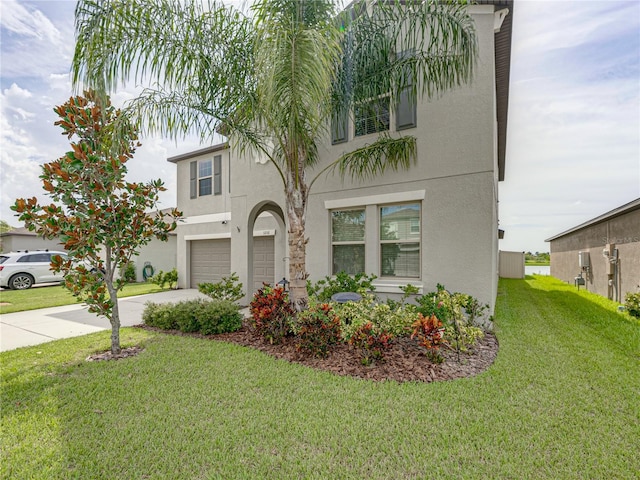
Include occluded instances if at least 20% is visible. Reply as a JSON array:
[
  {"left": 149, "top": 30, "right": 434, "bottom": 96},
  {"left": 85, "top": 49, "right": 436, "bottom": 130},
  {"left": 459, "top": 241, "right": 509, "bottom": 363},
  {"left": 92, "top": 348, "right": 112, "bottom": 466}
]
[
  {"left": 184, "top": 233, "right": 232, "bottom": 241},
  {"left": 180, "top": 212, "right": 230, "bottom": 225}
]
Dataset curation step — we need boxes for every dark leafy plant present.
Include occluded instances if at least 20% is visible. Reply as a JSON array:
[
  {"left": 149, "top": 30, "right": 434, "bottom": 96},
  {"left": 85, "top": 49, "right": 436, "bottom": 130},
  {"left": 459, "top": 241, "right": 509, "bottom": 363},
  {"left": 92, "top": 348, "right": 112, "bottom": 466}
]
[
  {"left": 196, "top": 300, "right": 243, "bottom": 335},
  {"left": 348, "top": 322, "right": 393, "bottom": 365},
  {"left": 120, "top": 261, "right": 137, "bottom": 283},
  {"left": 307, "top": 271, "right": 377, "bottom": 302},
  {"left": 295, "top": 303, "right": 341, "bottom": 358},
  {"left": 142, "top": 302, "right": 176, "bottom": 330},
  {"left": 173, "top": 299, "right": 204, "bottom": 333},
  {"left": 249, "top": 285, "right": 295, "bottom": 344},
  {"left": 198, "top": 273, "right": 243, "bottom": 303},
  {"left": 411, "top": 313, "right": 445, "bottom": 363},
  {"left": 142, "top": 299, "right": 242, "bottom": 334},
  {"left": 625, "top": 292, "right": 640, "bottom": 318},
  {"left": 415, "top": 290, "right": 450, "bottom": 324}
]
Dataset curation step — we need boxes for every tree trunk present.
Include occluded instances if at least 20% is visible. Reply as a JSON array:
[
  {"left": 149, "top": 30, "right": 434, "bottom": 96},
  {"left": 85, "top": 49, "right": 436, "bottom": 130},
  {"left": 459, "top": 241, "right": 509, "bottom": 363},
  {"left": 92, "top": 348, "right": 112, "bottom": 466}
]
[
  {"left": 285, "top": 170, "right": 309, "bottom": 310},
  {"left": 107, "top": 282, "right": 121, "bottom": 355},
  {"left": 104, "top": 246, "right": 121, "bottom": 355}
]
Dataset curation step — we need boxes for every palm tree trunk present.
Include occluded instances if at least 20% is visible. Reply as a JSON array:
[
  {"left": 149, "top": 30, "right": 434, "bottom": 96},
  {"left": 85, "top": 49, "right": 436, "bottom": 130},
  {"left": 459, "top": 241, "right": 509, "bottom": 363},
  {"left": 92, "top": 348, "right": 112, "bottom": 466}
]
[{"left": 285, "top": 171, "right": 309, "bottom": 309}]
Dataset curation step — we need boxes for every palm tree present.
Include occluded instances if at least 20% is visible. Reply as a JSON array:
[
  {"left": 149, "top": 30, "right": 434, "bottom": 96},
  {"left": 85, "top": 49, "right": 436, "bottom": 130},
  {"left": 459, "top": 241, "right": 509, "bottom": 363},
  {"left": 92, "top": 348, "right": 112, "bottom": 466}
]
[{"left": 72, "top": 0, "right": 477, "bottom": 306}]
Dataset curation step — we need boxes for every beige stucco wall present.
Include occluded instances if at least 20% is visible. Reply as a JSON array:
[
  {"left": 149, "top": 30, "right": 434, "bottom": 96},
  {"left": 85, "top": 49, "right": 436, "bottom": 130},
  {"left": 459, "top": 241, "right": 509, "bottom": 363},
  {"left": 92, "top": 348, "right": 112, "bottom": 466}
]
[
  {"left": 134, "top": 235, "right": 177, "bottom": 282},
  {"left": 171, "top": 5, "right": 502, "bottom": 312},
  {"left": 549, "top": 208, "right": 640, "bottom": 302},
  {"left": 0, "top": 234, "right": 65, "bottom": 254}
]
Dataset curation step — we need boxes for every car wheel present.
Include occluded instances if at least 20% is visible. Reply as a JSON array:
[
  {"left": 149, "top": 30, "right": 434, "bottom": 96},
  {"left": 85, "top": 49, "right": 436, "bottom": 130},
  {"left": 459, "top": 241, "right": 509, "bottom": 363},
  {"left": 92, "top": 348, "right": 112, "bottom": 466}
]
[
  {"left": 9, "top": 273, "right": 35, "bottom": 290},
  {"left": 9, "top": 273, "right": 33, "bottom": 290}
]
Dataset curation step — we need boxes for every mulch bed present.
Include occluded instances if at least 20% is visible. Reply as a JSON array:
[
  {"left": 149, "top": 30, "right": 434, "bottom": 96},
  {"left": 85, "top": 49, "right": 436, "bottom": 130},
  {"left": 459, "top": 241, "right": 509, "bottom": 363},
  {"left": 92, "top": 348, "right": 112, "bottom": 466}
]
[
  {"left": 86, "top": 345, "right": 145, "bottom": 362},
  {"left": 133, "top": 321, "right": 499, "bottom": 383}
]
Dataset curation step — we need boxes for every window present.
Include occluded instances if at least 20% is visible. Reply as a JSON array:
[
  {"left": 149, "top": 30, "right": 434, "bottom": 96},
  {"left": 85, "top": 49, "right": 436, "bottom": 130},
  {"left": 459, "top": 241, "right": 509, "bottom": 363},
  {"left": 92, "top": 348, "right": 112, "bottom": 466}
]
[
  {"left": 331, "top": 209, "right": 365, "bottom": 275},
  {"left": 380, "top": 203, "right": 420, "bottom": 278},
  {"left": 355, "top": 96, "right": 390, "bottom": 137},
  {"left": 190, "top": 159, "right": 213, "bottom": 197},
  {"left": 199, "top": 160, "right": 212, "bottom": 196}
]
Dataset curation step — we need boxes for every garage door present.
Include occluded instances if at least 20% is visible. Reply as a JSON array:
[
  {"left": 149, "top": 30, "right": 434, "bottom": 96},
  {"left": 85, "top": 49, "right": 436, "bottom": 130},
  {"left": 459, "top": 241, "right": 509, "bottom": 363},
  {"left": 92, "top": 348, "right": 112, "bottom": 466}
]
[
  {"left": 190, "top": 239, "right": 231, "bottom": 287},
  {"left": 253, "top": 236, "right": 275, "bottom": 291}
]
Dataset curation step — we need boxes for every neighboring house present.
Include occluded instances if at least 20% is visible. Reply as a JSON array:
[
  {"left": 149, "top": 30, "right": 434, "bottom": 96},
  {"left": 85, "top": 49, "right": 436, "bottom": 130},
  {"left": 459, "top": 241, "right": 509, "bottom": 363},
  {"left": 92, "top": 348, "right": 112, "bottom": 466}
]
[
  {"left": 546, "top": 198, "right": 640, "bottom": 303},
  {"left": 0, "top": 227, "right": 65, "bottom": 254},
  {"left": 101, "top": 207, "right": 178, "bottom": 283},
  {"left": 168, "top": 1, "right": 513, "bottom": 313},
  {"left": 2, "top": 214, "right": 176, "bottom": 284}
]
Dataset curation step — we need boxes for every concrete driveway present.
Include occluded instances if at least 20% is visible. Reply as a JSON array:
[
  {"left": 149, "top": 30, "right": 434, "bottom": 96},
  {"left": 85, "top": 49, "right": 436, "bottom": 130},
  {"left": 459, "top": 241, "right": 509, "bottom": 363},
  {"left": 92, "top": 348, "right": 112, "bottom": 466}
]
[{"left": 0, "top": 289, "right": 210, "bottom": 352}]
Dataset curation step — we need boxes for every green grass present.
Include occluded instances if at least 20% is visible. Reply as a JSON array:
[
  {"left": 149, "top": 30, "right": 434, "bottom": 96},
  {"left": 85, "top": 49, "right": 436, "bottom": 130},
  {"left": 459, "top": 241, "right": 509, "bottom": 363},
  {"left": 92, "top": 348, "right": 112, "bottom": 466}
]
[
  {"left": 0, "top": 282, "right": 166, "bottom": 314},
  {"left": 524, "top": 261, "right": 550, "bottom": 266},
  {"left": 2, "top": 276, "right": 639, "bottom": 479}
]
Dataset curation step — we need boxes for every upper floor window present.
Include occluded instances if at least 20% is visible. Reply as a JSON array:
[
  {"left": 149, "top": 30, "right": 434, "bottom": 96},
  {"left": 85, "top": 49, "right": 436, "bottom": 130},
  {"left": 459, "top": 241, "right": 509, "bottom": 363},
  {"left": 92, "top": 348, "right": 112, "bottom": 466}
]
[
  {"left": 354, "top": 96, "right": 390, "bottom": 137},
  {"left": 380, "top": 203, "right": 420, "bottom": 278},
  {"left": 190, "top": 155, "right": 222, "bottom": 198},
  {"left": 198, "top": 160, "right": 213, "bottom": 196}
]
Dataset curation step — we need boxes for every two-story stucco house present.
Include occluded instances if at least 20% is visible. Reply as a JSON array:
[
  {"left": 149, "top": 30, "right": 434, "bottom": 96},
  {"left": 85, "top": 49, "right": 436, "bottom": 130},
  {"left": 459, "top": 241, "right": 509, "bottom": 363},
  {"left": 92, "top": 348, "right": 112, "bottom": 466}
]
[{"left": 168, "top": 0, "right": 513, "bottom": 313}]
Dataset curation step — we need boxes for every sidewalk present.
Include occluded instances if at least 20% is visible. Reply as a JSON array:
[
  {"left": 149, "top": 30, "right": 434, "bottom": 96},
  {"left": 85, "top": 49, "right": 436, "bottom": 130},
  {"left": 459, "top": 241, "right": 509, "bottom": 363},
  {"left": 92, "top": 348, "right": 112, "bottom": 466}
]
[{"left": 0, "top": 289, "right": 210, "bottom": 352}]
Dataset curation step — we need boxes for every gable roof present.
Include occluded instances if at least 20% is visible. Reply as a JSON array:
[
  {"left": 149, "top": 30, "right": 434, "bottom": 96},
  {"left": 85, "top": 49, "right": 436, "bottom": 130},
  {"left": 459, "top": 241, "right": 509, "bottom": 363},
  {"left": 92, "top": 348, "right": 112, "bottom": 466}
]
[{"left": 545, "top": 197, "right": 640, "bottom": 242}]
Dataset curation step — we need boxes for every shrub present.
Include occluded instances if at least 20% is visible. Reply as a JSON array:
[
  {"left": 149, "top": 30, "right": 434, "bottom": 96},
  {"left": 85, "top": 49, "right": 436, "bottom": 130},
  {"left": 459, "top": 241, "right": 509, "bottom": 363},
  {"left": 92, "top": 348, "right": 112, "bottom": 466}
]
[
  {"left": 443, "top": 323, "right": 484, "bottom": 352},
  {"left": 307, "top": 271, "right": 377, "bottom": 302},
  {"left": 120, "top": 261, "right": 136, "bottom": 283},
  {"left": 198, "top": 273, "right": 243, "bottom": 303},
  {"left": 249, "top": 285, "right": 295, "bottom": 344},
  {"left": 142, "top": 301, "right": 177, "bottom": 330},
  {"left": 173, "top": 299, "right": 206, "bottom": 333},
  {"left": 142, "top": 299, "right": 243, "bottom": 335},
  {"left": 149, "top": 268, "right": 178, "bottom": 289},
  {"left": 414, "top": 286, "right": 451, "bottom": 324},
  {"left": 348, "top": 322, "right": 393, "bottom": 365},
  {"left": 625, "top": 292, "right": 640, "bottom": 318},
  {"left": 335, "top": 294, "right": 416, "bottom": 340},
  {"left": 295, "top": 303, "right": 342, "bottom": 358},
  {"left": 196, "top": 300, "right": 243, "bottom": 335},
  {"left": 411, "top": 313, "right": 445, "bottom": 363}
]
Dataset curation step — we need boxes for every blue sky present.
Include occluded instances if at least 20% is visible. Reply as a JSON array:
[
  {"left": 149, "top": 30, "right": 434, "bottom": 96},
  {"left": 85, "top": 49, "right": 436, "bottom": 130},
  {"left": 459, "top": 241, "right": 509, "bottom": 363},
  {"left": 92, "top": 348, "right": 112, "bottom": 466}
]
[{"left": 1, "top": 0, "right": 639, "bottom": 253}]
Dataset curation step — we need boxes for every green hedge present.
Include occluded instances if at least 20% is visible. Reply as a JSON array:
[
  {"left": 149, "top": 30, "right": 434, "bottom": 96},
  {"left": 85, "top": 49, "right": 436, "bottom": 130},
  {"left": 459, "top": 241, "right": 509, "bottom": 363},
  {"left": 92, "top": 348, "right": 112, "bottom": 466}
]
[{"left": 142, "top": 299, "right": 242, "bottom": 335}]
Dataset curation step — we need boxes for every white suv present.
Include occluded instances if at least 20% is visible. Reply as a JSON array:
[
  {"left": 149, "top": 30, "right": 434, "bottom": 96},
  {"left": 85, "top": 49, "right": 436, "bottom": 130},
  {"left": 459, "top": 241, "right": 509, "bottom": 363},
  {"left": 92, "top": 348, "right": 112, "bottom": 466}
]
[{"left": 0, "top": 250, "right": 68, "bottom": 290}]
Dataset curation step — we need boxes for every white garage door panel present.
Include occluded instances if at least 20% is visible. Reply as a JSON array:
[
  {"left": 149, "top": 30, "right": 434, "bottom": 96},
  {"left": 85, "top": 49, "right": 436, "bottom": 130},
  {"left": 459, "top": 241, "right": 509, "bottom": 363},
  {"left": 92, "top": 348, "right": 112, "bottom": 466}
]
[
  {"left": 253, "top": 236, "right": 275, "bottom": 291},
  {"left": 190, "top": 239, "right": 231, "bottom": 287}
]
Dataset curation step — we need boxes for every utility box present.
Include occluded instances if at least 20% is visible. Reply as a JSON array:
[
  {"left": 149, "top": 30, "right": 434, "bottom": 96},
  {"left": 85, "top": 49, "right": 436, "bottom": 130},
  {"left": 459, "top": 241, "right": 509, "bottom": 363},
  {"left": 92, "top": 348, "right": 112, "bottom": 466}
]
[{"left": 578, "top": 251, "right": 590, "bottom": 268}]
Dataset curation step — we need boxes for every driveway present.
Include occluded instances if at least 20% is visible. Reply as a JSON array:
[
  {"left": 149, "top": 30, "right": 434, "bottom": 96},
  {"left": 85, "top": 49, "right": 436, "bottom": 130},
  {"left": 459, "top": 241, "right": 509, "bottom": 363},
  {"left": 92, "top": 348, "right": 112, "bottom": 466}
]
[{"left": 0, "top": 289, "right": 210, "bottom": 352}]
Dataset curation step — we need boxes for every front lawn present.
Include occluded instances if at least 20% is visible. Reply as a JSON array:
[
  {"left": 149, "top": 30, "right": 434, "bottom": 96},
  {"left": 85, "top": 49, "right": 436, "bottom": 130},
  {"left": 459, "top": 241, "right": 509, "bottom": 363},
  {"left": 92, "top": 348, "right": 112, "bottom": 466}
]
[
  {"left": 0, "top": 282, "right": 166, "bottom": 314},
  {"left": 1, "top": 276, "right": 638, "bottom": 479}
]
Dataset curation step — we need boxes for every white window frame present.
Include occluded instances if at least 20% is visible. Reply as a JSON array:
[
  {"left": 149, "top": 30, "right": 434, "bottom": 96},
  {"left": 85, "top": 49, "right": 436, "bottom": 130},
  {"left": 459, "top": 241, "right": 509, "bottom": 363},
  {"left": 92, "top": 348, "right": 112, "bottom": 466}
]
[{"left": 331, "top": 208, "right": 366, "bottom": 275}]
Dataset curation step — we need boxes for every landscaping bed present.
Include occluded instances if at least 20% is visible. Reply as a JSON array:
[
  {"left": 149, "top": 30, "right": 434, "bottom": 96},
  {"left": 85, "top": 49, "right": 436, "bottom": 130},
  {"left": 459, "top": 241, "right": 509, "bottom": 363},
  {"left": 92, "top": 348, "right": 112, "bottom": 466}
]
[{"left": 140, "top": 320, "right": 498, "bottom": 383}]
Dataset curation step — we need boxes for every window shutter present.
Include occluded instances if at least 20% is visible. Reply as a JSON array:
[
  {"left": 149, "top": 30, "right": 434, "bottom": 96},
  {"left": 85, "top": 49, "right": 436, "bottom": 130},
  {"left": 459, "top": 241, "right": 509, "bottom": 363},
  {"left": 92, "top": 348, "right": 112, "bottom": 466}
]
[
  {"left": 396, "top": 89, "right": 417, "bottom": 131},
  {"left": 213, "top": 155, "right": 222, "bottom": 195},
  {"left": 189, "top": 161, "right": 197, "bottom": 199},
  {"left": 331, "top": 107, "right": 348, "bottom": 144},
  {"left": 396, "top": 50, "right": 417, "bottom": 131}
]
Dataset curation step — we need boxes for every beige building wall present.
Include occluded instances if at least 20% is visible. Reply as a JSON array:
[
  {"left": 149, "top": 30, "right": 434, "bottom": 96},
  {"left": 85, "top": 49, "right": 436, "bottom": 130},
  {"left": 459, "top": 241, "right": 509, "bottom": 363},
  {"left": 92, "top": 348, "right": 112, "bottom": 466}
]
[
  {"left": 0, "top": 233, "right": 65, "bottom": 254},
  {"left": 549, "top": 204, "right": 640, "bottom": 302},
  {"left": 134, "top": 235, "right": 177, "bottom": 282},
  {"left": 170, "top": 5, "right": 507, "bottom": 313}
]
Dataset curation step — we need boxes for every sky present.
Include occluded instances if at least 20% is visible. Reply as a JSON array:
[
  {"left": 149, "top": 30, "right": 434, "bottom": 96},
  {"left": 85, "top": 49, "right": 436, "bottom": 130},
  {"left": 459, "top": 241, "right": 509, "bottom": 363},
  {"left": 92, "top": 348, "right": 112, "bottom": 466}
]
[{"left": 1, "top": 0, "right": 639, "bottom": 253}]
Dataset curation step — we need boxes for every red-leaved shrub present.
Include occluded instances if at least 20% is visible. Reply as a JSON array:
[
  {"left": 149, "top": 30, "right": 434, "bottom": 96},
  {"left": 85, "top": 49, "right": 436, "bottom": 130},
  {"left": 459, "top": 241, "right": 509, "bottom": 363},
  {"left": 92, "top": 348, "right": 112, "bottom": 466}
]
[{"left": 249, "top": 285, "right": 295, "bottom": 344}]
